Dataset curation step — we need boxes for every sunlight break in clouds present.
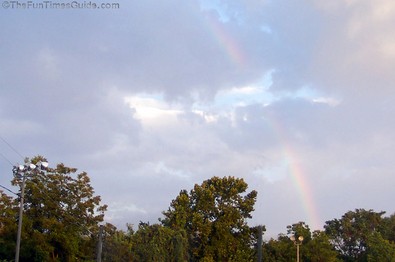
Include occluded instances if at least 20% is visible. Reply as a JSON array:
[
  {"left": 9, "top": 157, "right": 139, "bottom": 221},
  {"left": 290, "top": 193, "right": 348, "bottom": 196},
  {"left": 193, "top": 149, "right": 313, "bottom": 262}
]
[{"left": 124, "top": 95, "right": 182, "bottom": 121}]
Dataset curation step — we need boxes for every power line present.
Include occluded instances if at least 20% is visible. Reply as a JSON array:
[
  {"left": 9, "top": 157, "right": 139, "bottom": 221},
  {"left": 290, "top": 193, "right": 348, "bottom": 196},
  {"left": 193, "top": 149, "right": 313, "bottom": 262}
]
[
  {"left": 0, "top": 184, "right": 17, "bottom": 195},
  {"left": 0, "top": 135, "right": 24, "bottom": 160},
  {"left": 0, "top": 151, "right": 15, "bottom": 167},
  {"left": 0, "top": 136, "right": 19, "bottom": 196}
]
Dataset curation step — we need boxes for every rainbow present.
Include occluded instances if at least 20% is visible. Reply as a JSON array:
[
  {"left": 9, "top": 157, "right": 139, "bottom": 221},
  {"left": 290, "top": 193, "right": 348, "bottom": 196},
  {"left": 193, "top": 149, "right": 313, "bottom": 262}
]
[
  {"left": 268, "top": 115, "right": 322, "bottom": 230},
  {"left": 283, "top": 144, "right": 321, "bottom": 230},
  {"left": 203, "top": 13, "right": 247, "bottom": 68},
  {"left": 202, "top": 10, "right": 321, "bottom": 230}
]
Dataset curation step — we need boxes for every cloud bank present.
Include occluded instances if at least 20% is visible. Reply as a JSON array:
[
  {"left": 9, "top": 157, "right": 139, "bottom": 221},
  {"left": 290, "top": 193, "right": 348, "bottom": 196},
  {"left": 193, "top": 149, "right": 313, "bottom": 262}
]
[{"left": 1, "top": 0, "right": 394, "bottom": 237}]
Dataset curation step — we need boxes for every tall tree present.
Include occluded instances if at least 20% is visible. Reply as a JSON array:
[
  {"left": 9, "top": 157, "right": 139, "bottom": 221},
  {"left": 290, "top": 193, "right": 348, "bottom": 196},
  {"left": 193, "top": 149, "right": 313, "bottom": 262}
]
[
  {"left": 11, "top": 156, "right": 107, "bottom": 261},
  {"left": 324, "top": 208, "right": 385, "bottom": 261},
  {"left": 161, "top": 176, "right": 258, "bottom": 261}
]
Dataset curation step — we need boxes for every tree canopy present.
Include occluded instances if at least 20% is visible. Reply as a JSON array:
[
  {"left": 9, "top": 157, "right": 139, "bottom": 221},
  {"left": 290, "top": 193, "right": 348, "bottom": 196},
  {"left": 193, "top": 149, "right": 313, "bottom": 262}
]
[
  {"left": 1, "top": 156, "right": 107, "bottom": 261},
  {"left": 324, "top": 208, "right": 386, "bottom": 261},
  {"left": 161, "top": 176, "right": 258, "bottom": 261},
  {"left": 1, "top": 158, "right": 395, "bottom": 261}
]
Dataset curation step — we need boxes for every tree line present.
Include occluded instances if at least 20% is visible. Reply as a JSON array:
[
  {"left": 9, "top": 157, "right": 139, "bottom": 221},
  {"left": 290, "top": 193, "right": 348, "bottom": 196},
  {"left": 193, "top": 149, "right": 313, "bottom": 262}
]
[{"left": 0, "top": 156, "right": 394, "bottom": 261}]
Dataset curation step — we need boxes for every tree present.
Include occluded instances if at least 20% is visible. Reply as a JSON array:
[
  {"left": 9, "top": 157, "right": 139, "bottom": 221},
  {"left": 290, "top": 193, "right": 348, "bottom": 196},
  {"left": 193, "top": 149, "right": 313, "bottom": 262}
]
[
  {"left": 287, "top": 221, "right": 312, "bottom": 243},
  {"left": 161, "top": 176, "right": 258, "bottom": 261},
  {"left": 324, "top": 208, "right": 385, "bottom": 261},
  {"left": 98, "top": 223, "right": 133, "bottom": 262},
  {"left": 130, "top": 222, "right": 188, "bottom": 262},
  {"left": 0, "top": 190, "right": 18, "bottom": 260},
  {"left": 365, "top": 231, "right": 395, "bottom": 261},
  {"left": 262, "top": 234, "right": 294, "bottom": 262},
  {"left": 286, "top": 221, "right": 311, "bottom": 262},
  {"left": 381, "top": 213, "right": 395, "bottom": 243},
  {"left": 11, "top": 156, "right": 107, "bottom": 261},
  {"left": 264, "top": 223, "right": 339, "bottom": 262},
  {"left": 306, "top": 231, "right": 340, "bottom": 262}
]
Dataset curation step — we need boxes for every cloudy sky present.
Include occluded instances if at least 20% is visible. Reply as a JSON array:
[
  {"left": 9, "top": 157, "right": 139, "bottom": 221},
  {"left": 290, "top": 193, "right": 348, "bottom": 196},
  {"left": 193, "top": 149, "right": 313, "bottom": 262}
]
[{"left": 1, "top": 0, "right": 395, "bottom": 238}]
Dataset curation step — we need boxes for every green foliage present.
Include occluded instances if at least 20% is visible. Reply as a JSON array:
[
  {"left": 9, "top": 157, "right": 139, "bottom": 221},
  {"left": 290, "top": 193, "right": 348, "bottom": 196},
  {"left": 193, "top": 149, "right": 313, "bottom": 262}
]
[
  {"left": 262, "top": 234, "right": 294, "bottom": 262},
  {"left": 324, "top": 208, "right": 386, "bottom": 261},
  {"left": 306, "top": 230, "right": 340, "bottom": 262},
  {"left": 381, "top": 213, "right": 395, "bottom": 243},
  {"left": 264, "top": 224, "right": 340, "bottom": 262},
  {"left": 0, "top": 191, "right": 18, "bottom": 261},
  {"left": 130, "top": 222, "right": 188, "bottom": 262},
  {"left": 366, "top": 231, "right": 395, "bottom": 261},
  {"left": 3, "top": 156, "right": 107, "bottom": 261},
  {"left": 287, "top": 222, "right": 311, "bottom": 262},
  {"left": 161, "top": 176, "right": 258, "bottom": 261},
  {"left": 99, "top": 223, "right": 134, "bottom": 262},
  {"left": 3, "top": 158, "right": 395, "bottom": 262},
  {"left": 287, "top": 221, "right": 312, "bottom": 243}
]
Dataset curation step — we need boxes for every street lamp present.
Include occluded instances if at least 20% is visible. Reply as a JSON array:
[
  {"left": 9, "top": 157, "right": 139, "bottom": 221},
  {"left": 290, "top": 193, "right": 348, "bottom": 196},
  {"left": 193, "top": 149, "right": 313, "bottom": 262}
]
[
  {"left": 13, "top": 161, "right": 48, "bottom": 262},
  {"left": 290, "top": 235, "right": 304, "bottom": 262}
]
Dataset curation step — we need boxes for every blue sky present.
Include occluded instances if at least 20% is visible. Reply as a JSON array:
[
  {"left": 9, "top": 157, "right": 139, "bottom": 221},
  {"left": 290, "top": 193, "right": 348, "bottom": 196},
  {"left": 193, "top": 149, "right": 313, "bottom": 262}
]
[{"left": 1, "top": 0, "right": 395, "bottom": 238}]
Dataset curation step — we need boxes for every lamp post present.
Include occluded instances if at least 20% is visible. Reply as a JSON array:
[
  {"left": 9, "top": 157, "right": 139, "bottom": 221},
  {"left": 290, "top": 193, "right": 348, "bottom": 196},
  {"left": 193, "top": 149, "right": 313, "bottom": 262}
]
[
  {"left": 290, "top": 235, "right": 304, "bottom": 262},
  {"left": 13, "top": 161, "right": 48, "bottom": 262}
]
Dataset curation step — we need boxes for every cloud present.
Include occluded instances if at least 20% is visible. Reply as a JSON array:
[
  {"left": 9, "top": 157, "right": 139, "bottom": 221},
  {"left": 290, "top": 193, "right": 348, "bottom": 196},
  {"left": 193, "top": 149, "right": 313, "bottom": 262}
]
[
  {"left": 308, "top": 0, "right": 395, "bottom": 97},
  {"left": 1, "top": 0, "right": 395, "bottom": 239},
  {"left": 124, "top": 94, "right": 183, "bottom": 121}
]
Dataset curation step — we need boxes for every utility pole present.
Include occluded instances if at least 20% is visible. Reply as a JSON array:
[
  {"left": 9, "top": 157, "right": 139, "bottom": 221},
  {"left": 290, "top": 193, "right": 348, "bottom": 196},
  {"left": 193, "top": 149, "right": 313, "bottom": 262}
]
[
  {"left": 14, "top": 174, "right": 26, "bottom": 262},
  {"left": 14, "top": 162, "right": 48, "bottom": 262},
  {"left": 96, "top": 225, "right": 103, "bottom": 262},
  {"left": 257, "top": 225, "right": 263, "bottom": 262}
]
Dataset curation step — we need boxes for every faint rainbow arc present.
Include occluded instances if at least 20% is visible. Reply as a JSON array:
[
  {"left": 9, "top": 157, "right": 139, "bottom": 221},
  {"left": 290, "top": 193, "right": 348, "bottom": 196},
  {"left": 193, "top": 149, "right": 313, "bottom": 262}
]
[
  {"left": 202, "top": 9, "right": 321, "bottom": 229},
  {"left": 268, "top": 115, "right": 321, "bottom": 230},
  {"left": 203, "top": 13, "right": 247, "bottom": 68}
]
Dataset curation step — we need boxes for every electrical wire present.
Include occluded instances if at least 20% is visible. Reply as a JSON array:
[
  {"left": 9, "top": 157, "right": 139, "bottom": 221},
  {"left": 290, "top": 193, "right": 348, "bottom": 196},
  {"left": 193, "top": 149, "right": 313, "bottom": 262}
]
[
  {"left": 0, "top": 136, "right": 20, "bottom": 196},
  {"left": 0, "top": 184, "right": 17, "bottom": 195},
  {"left": 0, "top": 151, "right": 15, "bottom": 167},
  {"left": 0, "top": 135, "right": 24, "bottom": 160}
]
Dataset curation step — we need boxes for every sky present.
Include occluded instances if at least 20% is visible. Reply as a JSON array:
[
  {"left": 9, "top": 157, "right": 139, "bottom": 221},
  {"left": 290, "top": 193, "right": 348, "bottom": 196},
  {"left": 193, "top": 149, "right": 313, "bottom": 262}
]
[{"left": 1, "top": 0, "right": 395, "bottom": 238}]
